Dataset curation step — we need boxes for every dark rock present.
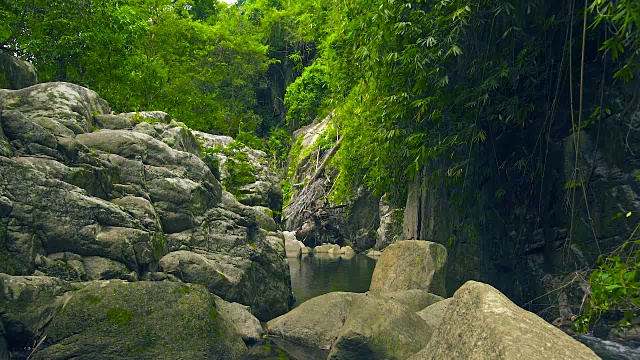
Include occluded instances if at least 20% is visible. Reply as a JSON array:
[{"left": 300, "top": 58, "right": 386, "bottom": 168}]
[{"left": 0, "top": 51, "right": 37, "bottom": 90}]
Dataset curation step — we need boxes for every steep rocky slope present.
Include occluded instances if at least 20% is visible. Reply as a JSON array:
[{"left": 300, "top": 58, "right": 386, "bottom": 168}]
[
  {"left": 0, "top": 80, "right": 292, "bottom": 357},
  {"left": 283, "top": 113, "right": 403, "bottom": 252}
]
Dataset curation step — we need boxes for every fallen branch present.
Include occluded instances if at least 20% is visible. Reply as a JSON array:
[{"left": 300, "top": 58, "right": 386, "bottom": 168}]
[{"left": 309, "top": 137, "right": 342, "bottom": 184}]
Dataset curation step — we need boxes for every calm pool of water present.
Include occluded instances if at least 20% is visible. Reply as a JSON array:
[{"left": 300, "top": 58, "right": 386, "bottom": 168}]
[{"left": 287, "top": 253, "right": 377, "bottom": 307}]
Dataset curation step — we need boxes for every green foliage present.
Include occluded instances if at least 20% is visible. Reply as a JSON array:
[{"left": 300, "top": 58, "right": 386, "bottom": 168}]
[
  {"left": 574, "top": 226, "right": 640, "bottom": 332},
  {"left": 220, "top": 141, "right": 257, "bottom": 198},
  {"left": 590, "top": 0, "right": 640, "bottom": 81},
  {"left": 284, "top": 62, "right": 329, "bottom": 128},
  {"left": 1, "top": 0, "right": 268, "bottom": 136}
]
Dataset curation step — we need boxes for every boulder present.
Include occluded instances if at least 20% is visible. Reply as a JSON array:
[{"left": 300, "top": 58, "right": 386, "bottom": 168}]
[
  {"left": 285, "top": 237, "right": 303, "bottom": 258},
  {"left": 328, "top": 293, "right": 433, "bottom": 360},
  {"left": 314, "top": 243, "right": 341, "bottom": 254},
  {"left": 416, "top": 297, "right": 452, "bottom": 330},
  {"left": 374, "top": 289, "right": 443, "bottom": 312},
  {"left": 267, "top": 292, "right": 364, "bottom": 349},
  {"left": 83, "top": 256, "right": 136, "bottom": 281},
  {"left": 159, "top": 249, "right": 290, "bottom": 321},
  {"left": 0, "top": 82, "right": 109, "bottom": 135},
  {"left": 31, "top": 280, "right": 247, "bottom": 360},
  {"left": 0, "top": 51, "right": 38, "bottom": 89},
  {"left": 159, "top": 250, "right": 249, "bottom": 303},
  {"left": 408, "top": 281, "right": 600, "bottom": 360},
  {"left": 214, "top": 296, "right": 263, "bottom": 344},
  {"left": 341, "top": 246, "right": 356, "bottom": 257},
  {"left": 369, "top": 240, "right": 447, "bottom": 296},
  {"left": 93, "top": 114, "right": 132, "bottom": 130}
]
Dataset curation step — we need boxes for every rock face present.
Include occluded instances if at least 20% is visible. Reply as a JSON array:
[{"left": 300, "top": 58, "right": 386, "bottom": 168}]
[
  {"left": 283, "top": 113, "right": 402, "bottom": 251},
  {"left": 416, "top": 297, "right": 452, "bottom": 330},
  {"left": 0, "top": 82, "right": 291, "bottom": 329},
  {"left": 0, "top": 51, "right": 38, "bottom": 90},
  {"left": 213, "top": 296, "right": 263, "bottom": 344},
  {"left": 401, "top": 76, "right": 640, "bottom": 327},
  {"left": 369, "top": 240, "right": 447, "bottom": 296},
  {"left": 409, "top": 281, "right": 600, "bottom": 360},
  {"left": 0, "top": 274, "right": 71, "bottom": 352}
]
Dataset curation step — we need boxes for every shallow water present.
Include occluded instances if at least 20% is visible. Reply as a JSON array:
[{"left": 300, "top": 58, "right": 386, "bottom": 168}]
[
  {"left": 244, "top": 253, "right": 376, "bottom": 359},
  {"left": 574, "top": 335, "right": 640, "bottom": 360},
  {"left": 287, "top": 253, "right": 377, "bottom": 307}
]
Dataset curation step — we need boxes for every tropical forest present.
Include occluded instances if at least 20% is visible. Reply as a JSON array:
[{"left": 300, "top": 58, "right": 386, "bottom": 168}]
[{"left": 0, "top": 0, "right": 639, "bottom": 359}]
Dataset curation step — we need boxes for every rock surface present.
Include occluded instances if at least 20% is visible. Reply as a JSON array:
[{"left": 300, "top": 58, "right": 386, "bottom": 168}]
[
  {"left": 369, "top": 240, "right": 447, "bottom": 296},
  {"left": 32, "top": 280, "right": 247, "bottom": 360},
  {"left": 213, "top": 296, "right": 263, "bottom": 344},
  {"left": 374, "top": 289, "right": 443, "bottom": 312},
  {"left": 0, "top": 82, "right": 291, "bottom": 326},
  {"left": 328, "top": 293, "right": 433, "bottom": 360},
  {"left": 0, "top": 274, "right": 71, "bottom": 351},
  {"left": 195, "top": 131, "right": 282, "bottom": 213},
  {"left": 409, "top": 281, "right": 600, "bottom": 360},
  {"left": 267, "top": 290, "right": 439, "bottom": 359},
  {"left": 416, "top": 297, "right": 452, "bottom": 330},
  {"left": 267, "top": 292, "right": 363, "bottom": 349}
]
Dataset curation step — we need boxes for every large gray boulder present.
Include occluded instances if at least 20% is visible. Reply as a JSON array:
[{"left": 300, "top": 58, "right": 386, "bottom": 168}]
[
  {"left": 1, "top": 82, "right": 109, "bottom": 135},
  {"left": 409, "top": 281, "right": 600, "bottom": 360},
  {"left": 0, "top": 51, "right": 37, "bottom": 90},
  {"left": 267, "top": 292, "right": 363, "bottom": 349},
  {"left": 369, "top": 240, "right": 447, "bottom": 296},
  {"left": 328, "top": 293, "right": 433, "bottom": 360},
  {"left": 29, "top": 280, "right": 247, "bottom": 360},
  {"left": 267, "top": 290, "right": 438, "bottom": 358},
  {"left": 214, "top": 296, "right": 263, "bottom": 344}
]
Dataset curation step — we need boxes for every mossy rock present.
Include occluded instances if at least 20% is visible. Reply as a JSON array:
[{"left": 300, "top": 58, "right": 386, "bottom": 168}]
[
  {"left": 369, "top": 240, "right": 447, "bottom": 296},
  {"left": 33, "top": 280, "right": 247, "bottom": 360}
]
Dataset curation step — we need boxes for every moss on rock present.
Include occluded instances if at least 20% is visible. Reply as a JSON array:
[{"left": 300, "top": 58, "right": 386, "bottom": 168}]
[{"left": 33, "top": 280, "right": 247, "bottom": 360}]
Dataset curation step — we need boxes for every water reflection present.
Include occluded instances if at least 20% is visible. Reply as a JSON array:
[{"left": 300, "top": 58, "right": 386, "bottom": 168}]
[{"left": 287, "top": 253, "right": 377, "bottom": 307}]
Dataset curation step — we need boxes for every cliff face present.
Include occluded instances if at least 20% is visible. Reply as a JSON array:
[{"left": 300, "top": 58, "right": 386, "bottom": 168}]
[
  {"left": 0, "top": 82, "right": 291, "bottom": 322},
  {"left": 403, "top": 69, "right": 640, "bottom": 324},
  {"left": 283, "top": 113, "right": 403, "bottom": 252}
]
